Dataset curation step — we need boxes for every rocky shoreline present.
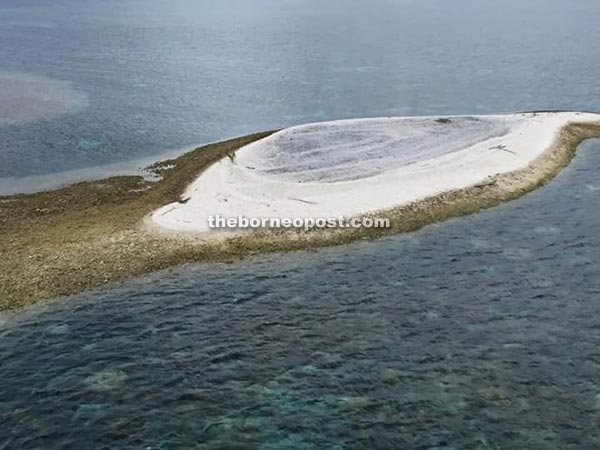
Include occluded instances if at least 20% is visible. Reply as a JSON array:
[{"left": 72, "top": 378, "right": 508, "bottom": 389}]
[{"left": 1, "top": 120, "right": 600, "bottom": 313}]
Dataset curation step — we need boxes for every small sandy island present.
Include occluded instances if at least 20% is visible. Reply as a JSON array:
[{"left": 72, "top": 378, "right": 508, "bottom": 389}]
[
  {"left": 2, "top": 112, "right": 600, "bottom": 312},
  {"left": 152, "top": 112, "right": 600, "bottom": 233}
]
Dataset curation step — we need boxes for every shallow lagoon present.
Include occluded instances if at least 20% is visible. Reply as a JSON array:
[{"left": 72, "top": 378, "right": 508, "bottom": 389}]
[{"left": 2, "top": 140, "right": 600, "bottom": 449}]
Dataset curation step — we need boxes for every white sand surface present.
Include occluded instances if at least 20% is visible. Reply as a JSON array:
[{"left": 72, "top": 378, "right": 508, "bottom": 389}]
[{"left": 152, "top": 112, "right": 600, "bottom": 233}]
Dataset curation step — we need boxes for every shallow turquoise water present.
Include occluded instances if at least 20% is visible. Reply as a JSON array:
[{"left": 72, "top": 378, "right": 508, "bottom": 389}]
[{"left": 2, "top": 140, "right": 600, "bottom": 449}]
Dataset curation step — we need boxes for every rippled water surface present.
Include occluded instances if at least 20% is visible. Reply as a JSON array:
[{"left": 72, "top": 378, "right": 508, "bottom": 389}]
[
  {"left": 2, "top": 140, "right": 600, "bottom": 449},
  {"left": 1, "top": 0, "right": 600, "bottom": 186},
  {"left": 3, "top": 0, "right": 600, "bottom": 448}
]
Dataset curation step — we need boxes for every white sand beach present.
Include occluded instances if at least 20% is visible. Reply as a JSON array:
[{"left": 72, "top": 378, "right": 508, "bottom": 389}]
[{"left": 152, "top": 112, "right": 600, "bottom": 233}]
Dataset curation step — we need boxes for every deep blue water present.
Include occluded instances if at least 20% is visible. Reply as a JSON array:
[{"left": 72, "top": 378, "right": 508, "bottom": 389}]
[
  {"left": 3, "top": 1, "right": 600, "bottom": 449},
  {"left": 1, "top": 0, "right": 600, "bottom": 183},
  {"left": 2, "top": 139, "right": 600, "bottom": 449}
]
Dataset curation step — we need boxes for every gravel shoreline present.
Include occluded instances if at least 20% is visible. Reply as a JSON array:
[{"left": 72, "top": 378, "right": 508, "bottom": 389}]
[{"left": 1, "top": 121, "right": 599, "bottom": 313}]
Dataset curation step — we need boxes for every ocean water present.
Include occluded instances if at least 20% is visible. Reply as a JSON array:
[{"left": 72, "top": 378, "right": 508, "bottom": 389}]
[
  {"left": 3, "top": 1, "right": 600, "bottom": 448},
  {"left": 2, "top": 139, "right": 600, "bottom": 449},
  {"left": 1, "top": 0, "right": 600, "bottom": 186}
]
